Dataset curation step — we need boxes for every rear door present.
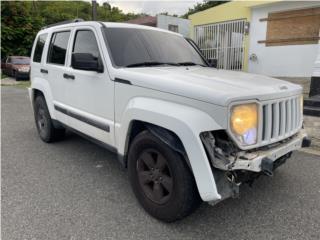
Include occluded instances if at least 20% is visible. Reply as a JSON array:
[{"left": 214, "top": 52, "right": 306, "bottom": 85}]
[
  {"left": 45, "top": 29, "right": 72, "bottom": 125},
  {"left": 59, "top": 26, "right": 115, "bottom": 146}
]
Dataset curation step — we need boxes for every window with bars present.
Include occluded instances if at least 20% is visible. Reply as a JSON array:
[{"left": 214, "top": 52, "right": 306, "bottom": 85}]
[
  {"left": 194, "top": 19, "right": 246, "bottom": 71},
  {"left": 168, "top": 24, "right": 179, "bottom": 33}
]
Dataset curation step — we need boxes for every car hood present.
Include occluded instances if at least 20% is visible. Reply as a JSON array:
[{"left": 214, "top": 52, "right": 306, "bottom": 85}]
[{"left": 115, "top": 66, "right": 302, "bottom": 106}]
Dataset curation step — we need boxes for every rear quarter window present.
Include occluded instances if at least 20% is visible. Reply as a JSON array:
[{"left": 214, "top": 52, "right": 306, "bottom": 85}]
[{"left": 33, "top": 33, "right": 48, "bottom": 63}]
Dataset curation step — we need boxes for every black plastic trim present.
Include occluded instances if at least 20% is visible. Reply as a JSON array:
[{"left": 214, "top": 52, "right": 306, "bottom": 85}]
[
  {"left": 41, "top": 19, "right": 84, "bottom": 30},
  {"left": 114, "top": 78, "right": 132, "bottom": 85},
  {"left": 185, "top": 37, "right": 210, "bottom": 67},
  {"left": 59, "top": 121, "right": 117, "bottom": 153},
  {"left": 40, "top": 68, "right": 48, "bottom": 74},
  {"left": 302, "top": 136, "right": 312, "bottom": 148},
  {"left": 54, "top": 105, "right": 110, "bottom": 132},
  {"left": 63, "top": 73, "right": 75, "bottom": 80}
]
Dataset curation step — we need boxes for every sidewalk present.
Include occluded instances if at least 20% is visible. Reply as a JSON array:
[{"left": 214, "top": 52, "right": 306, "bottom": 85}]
[{"left": 1, "top": 77, "right": 19, "bottom": 86}]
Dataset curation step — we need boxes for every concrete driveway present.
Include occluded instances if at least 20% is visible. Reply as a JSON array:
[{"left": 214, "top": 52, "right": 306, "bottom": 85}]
[{"left": 2, "top": 86, "right": 320, "bottom": 240}]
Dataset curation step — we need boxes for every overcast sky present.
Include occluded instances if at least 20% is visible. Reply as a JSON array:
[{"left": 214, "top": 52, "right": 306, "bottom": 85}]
[{"left": 95, "top": 0, "right": 204, "bottom": 16}]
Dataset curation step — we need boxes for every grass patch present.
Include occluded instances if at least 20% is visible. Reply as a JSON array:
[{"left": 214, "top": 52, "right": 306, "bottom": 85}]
[
  {"left": 14, "top": 81, "right": 31, "bottom": 88},
  {"left": 1, "top": 73, "right": 8, "bottom": 79},
  {"left": 1, "top": 80, "right": 30, "bottom": 88}
]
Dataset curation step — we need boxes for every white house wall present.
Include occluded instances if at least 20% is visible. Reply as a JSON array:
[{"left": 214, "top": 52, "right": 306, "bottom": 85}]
[
  {"left": 156, "top": 15, "right": 190, "bottom": 37},
  {"left": 248, "top": 1, "right": 320, "bottom": 77}
]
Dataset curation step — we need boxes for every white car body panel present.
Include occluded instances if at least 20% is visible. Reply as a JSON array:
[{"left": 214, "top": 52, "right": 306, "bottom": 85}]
[
  {"left": 116, "top": 97, "right": 223, "bottom": 201},
  {"left": 113, "top": 67, "right": 302, "bottom": 107},
  {"left": 29, "top": 21, "right": 307, "bottom": 203}
]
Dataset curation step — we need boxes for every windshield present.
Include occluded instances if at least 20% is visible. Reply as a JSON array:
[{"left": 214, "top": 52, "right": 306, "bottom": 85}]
[
  {"left": 12, "top": 58, "right": 30, "bottom": 65},
  {"left": 103, "top": 27, "right": 207, "bottom": 68}
]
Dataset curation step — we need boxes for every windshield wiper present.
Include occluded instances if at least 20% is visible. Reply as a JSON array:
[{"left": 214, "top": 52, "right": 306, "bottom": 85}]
[
  {"left": 177, "top": 62, "right": 207, "bottom": 67},
  {"left": 125, "top": 61, "right": 179, "bottom": 68}
]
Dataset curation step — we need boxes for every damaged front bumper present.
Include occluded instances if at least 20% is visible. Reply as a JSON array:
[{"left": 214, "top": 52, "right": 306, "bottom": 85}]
[
  {"left": 230, "top": 130, "right": 309, "bottom": 173},
  {"left": 202, "top": 130, "right": 309, "bottom": 174},
  {"left": 201, "top": 130, "right": 310, "bottom": 205}
]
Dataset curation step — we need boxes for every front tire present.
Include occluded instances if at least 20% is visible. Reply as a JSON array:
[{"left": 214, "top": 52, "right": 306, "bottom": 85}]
[
  {"left": 34, "top": 95, "right": 65, "bottom": 142},
  {"left": 128, "top": 130, "right": 201, "bottom": 222}
]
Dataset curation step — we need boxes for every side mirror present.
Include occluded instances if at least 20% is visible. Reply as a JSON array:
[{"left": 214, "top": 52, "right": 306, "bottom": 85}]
[
  {"left": 71, "top": 53, "right": 103, "bottom": 72},
  {"left": 207, "top": 59, "right": 218, "bottom": 68}
]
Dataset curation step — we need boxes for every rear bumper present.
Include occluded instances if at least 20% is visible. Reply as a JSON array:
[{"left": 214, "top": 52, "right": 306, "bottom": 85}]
[{"left": 230, "top": 130, "right": 309, "bottom": 173}]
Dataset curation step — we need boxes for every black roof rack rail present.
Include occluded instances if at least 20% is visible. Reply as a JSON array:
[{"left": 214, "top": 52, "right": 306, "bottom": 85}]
[{"left": 41, "top": 18, "right": 84, "bottom": 30}]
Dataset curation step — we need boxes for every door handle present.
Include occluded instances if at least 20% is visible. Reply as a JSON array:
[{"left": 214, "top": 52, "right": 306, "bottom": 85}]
[
  {"left": 63, "top": 73, "right": 75, "bottom": 80},
  {"left": 40, "top": 68, "right": 48, "bottom": 74}
]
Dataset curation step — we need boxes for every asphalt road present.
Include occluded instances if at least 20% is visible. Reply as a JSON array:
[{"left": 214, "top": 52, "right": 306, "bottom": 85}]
[{"left": 2, "top": 86, "right": 320, "bottom": 240}]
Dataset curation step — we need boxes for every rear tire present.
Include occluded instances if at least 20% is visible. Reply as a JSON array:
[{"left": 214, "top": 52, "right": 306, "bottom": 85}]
[
  {"left": 34, "top": 95, "right": 65, "bottom": 142},
  {"left": 128, "top": 130, "right": 201, "bottom": 222}
]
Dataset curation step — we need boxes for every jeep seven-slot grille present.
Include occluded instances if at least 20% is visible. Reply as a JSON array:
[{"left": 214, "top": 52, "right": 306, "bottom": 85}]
[{"left": 260, "top": 96, "right": 301, "bottom": 144}]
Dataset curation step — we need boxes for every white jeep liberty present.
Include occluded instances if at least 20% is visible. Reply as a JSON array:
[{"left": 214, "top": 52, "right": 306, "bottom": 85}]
[{"left": 29, "top": 20, "right": 311, "bottom": 222}]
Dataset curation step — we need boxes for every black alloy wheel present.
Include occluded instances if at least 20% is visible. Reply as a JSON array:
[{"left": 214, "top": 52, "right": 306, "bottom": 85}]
[
  {"left": 137, "top": 149, "right": 173, "bottom": 205},
  {"left": 128, "top": 130, "right": 201, "bottom": 222}
]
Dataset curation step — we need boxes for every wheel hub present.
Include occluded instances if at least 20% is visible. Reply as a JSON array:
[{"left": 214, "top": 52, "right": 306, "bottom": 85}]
[
  {"left": 137, "top": 149, "right": 173, "bottom": 205},
  {"left": 37, "top": 109, "right": 47, "bottom": 133}
]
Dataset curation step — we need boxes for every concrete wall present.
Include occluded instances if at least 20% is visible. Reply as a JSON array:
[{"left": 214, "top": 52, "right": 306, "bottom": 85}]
[
  {"left": 248, "top": 1, "right": 320, "bottom": 77},
  {"left": 156, "top": 15, "right": 190, "bottom": 37}
]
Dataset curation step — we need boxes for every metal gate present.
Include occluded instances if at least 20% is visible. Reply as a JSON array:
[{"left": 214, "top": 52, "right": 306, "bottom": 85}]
[{"left": 194, "top": 19, "right": 246, "bottom": 71}]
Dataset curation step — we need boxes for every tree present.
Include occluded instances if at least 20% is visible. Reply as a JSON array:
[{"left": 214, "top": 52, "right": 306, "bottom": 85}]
[
  {"left": 1, "top": 1, "right": 43, "bottom": 57},
  {"left": 158, "top": 12, "right": 178, "bottom": 17},
  {"left": 182, "top": 0, "right": 229, "bottom": 18},
  {"left": 1, "top": 1, "right": 140, "bottom": 57}
]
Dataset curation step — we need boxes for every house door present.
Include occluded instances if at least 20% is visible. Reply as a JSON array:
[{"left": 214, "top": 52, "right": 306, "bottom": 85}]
[{"left": 194, "top": 19, "right": 247, "bottom": 71}]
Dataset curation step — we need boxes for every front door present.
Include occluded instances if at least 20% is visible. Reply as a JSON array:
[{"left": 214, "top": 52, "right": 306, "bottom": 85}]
[{"left": 60, "top": 27, "right": 114, "bottom": 146}]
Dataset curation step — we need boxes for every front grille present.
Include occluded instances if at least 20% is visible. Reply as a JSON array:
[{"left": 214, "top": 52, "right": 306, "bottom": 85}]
[{"left": 259, "top": 95, "right": 302, "bottom": 144}]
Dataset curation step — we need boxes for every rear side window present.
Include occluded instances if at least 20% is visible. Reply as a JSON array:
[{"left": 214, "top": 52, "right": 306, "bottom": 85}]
[
  {"left": 73, "top": 30, "right": 100, "bottom": 58},
  {"left": 33, "top": 33, "right": 48, "bottom": 63},
  {"left": 47, "top": 31, "right": 70, "bottom": 65}
]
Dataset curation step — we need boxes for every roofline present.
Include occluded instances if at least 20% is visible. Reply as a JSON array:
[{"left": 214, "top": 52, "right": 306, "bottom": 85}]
[
  {"left": 41, "top": 18, "right": 85, "bottom": 30},
  {"left": 37, "top": 20, "right": 183, "bottom": 37}
]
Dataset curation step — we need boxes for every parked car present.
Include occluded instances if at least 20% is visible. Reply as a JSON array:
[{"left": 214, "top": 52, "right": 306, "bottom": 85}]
[
  {"left": 29, "top": 20, "right": 311, "bottom": 222},
  {"left": 1, "top": 56, "right": 30, "bottom": 80}
]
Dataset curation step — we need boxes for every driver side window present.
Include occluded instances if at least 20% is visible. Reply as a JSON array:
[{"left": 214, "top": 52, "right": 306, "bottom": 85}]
[{"left": 72, "top": 30, "right": 100, "bottom": 59}]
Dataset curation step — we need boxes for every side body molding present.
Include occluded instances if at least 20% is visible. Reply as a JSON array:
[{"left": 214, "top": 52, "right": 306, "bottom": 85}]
[{"left": 116, "top": 97, "right": 223, "bottom": 201}]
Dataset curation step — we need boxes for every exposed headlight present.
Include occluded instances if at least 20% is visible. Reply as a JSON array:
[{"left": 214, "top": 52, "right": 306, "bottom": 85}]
[{"left": 230, "top": 103, "right": 258, "bottom": 145}]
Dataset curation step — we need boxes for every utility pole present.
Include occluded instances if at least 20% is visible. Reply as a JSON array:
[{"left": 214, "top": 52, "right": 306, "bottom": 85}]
[{"left": 92, "top": 0, "right": 97, "bottom": 21}]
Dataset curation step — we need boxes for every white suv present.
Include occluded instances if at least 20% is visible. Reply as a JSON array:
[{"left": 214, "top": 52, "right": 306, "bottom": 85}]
[{"left": 29, "top": 20, "right": 310, "bottom": 222}]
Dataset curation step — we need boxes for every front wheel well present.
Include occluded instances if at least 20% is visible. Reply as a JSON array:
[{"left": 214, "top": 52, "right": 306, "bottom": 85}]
[
  {"left": 33, "top": 89, "right": 45, "bottom": 102},
  {"left": 122, "top": 120, "right": 188, "bottom": 168}
]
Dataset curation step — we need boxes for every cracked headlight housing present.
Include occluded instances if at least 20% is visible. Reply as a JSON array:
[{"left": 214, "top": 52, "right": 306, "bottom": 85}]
[{"left": 230, "top": 103, "right": 258, "bottom": 145}]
